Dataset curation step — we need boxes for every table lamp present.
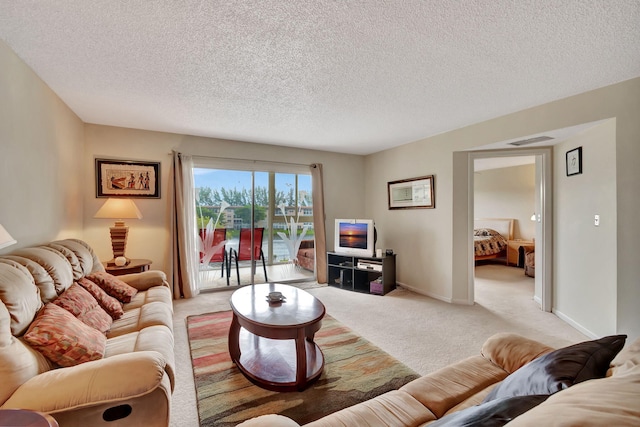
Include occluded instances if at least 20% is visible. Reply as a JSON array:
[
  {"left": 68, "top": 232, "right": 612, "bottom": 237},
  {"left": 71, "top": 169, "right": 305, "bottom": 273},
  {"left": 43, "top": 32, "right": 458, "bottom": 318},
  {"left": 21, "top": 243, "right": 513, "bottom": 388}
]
[
  {"left": 0, "top": 224, "right": 17, "bottom": 250},
  {"left": 94, "top": 198, "right": 142, "bottom": 265}
]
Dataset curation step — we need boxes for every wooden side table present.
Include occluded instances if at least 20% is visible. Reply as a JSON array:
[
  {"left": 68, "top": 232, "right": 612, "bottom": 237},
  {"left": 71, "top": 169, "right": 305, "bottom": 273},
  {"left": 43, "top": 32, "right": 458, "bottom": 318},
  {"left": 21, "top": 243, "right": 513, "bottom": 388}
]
[
  {"left": 103, "top": 258, "right": 152, "bottom": 276},
  {"left": 0, "top": 409, "right": 58, "bottom": 427},
  {"left": 507, "top": 240, "right": 533, "bottom": 266}
]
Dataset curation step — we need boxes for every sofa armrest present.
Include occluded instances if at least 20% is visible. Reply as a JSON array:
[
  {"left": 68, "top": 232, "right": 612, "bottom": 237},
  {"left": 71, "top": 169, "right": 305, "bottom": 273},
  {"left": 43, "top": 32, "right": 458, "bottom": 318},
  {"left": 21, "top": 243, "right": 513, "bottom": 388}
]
[
  {"left": 481, "top": 333, "right": 554, "bottom": 374},
  {"left": 116, "top": 271, "right": 169, "bottom": 291},
  {"left": 2, "top": 351, "right": 168, "bottom": 413},
  {"left": 236, "top": 414, "right": 301, "bottom": 427}
]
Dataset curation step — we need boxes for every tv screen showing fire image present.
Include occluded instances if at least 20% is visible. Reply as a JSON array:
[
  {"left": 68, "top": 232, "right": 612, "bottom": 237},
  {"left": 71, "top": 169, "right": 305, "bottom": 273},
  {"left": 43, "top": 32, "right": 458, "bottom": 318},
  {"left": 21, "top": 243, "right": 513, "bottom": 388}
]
[{"left": 339, "top": 223, "right": 368, "bottom": 249}]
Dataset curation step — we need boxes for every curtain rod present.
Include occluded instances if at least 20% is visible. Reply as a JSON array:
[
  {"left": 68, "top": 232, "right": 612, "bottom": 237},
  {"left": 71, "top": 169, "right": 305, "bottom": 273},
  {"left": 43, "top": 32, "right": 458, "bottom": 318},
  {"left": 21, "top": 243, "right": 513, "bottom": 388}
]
[{"left": 172, "top": 150, "right": 315, "bottom": 168}]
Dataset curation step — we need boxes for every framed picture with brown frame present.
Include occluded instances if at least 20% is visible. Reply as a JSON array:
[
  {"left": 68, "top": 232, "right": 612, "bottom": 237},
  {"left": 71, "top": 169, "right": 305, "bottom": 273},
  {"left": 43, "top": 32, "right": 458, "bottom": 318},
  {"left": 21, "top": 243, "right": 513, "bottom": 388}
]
[
  {"left": 95, "top": 158, "right": 161, "bottom": 198},
  {"left": 388, "top": 175, "right": 435, "bottom": 209}
]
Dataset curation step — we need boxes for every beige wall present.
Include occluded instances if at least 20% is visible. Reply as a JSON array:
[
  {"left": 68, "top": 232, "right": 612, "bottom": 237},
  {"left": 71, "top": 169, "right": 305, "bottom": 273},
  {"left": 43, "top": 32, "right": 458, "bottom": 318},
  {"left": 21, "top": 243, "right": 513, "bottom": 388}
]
[
  {"left": 474, "top": 164, "right": 536, "bottom": 240},
  {"left": 366, "top": 78, "right": 640, "bottom": 342},
  {"left": 83, "top": 124, "right": 366, "bottom": 272},
  {"left": 553, "top": 120, "right": 617, "bottom": 337},
  {"left": 3, "top": 37, "right": 639, "bottom": 341},
  {"left": 0, "top": 40, "right": 85, "bottom": 252}
]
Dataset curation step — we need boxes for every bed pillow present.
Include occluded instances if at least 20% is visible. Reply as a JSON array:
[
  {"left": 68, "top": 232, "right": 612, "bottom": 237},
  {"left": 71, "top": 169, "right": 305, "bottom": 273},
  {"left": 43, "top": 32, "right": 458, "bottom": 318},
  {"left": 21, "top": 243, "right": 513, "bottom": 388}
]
[
  {"left": 53, "top": 283, "right": 112, "bottom": 333},
  {"left": 484, "top": 335, "right": 627, "bottom": 402},
  {"left": 23, "top": 303, "right": 106, "bottom": 367},
  {"left": 77, "top": 277, "right": 124, "bottom": 320},
  {"left": 430, "top": 395, "right": 549, "bottom": 427},
  {"left": 474, "top": 228, "right": 500, "bottom": 237},
  {"left": 86, "top": 271, "right": 138, "bottom": 303}
]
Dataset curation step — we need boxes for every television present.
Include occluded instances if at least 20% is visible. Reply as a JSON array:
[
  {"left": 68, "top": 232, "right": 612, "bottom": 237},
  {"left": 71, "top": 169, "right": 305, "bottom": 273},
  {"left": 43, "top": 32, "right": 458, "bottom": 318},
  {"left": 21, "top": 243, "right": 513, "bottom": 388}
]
[{"left": 334, "top": 219, "right": 376, "bottom": 257}]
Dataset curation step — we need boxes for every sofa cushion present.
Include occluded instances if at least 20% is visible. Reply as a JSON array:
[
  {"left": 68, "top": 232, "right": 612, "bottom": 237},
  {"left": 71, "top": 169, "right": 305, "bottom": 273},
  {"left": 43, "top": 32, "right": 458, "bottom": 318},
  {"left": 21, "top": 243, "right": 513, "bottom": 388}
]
[
  {"left": 401, "top": 355, "right": 508, "bottom": 418},
  {"left": 107, "top": 301, "right": 173, "bottom": 339},
  {"left": 481, "top": 333, "right": 554, "bottom": 374},
  {"left": 608, "top": 337, "right": 640, "bottom": 377},
  {"left": 105, "top": 325, "right": 176, "bottom": 390},
  {"left": 484, "top": 335, "right": 627, "bottom": 402},
  {"left": 0, "top": 300, "right": 52, "bottom": 404},
  {"left": 0, "top": 260, "right": 43, "bottom": 336},
  {"left": 429, "top": 395, "right": 549, "bottom": 426},
  {"left": 23, "top": 303, "right": 106, "bottom": 367},
  {"left": 53, "top": 283, "right": 112, "bottom": 333},
  {"left": 12, "top": 247, "right": 74, "bottom": 295},
  {"left": 77, "top": 277, "right": 124, "bottom": 320},
  {"left": 506, "top": 363, "right": 640, "bottom": 426},
  {"left": 305, "top": 390, "right": 436, "bottom": 427},
  {"left": 86, "top": 271, "right": 138, "bottom": 303},
  {"left": 0, "top": 255, "right": 58, "bottom": 303}
]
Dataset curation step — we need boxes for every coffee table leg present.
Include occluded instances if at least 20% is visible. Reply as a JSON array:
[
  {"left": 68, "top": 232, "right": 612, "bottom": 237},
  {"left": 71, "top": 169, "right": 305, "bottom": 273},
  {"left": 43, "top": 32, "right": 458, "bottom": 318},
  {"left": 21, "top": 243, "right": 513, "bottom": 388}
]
[
  {"left": 295, "top": 328, "right": 307, "bottom": 390},
  {"left": 228, "top": 313, "right": 241, "bottom": 363}
]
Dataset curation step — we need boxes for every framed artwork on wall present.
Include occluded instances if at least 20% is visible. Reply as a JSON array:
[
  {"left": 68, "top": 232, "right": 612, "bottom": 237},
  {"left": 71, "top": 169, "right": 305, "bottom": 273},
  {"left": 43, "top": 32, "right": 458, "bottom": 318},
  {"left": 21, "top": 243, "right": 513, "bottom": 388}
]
[
  {"left": 566, "top": 147, "right": 582, "bottom": 176},
  {"left": 388, "top": 175, "right": 435, "bottom": 209},
  {"left": 95, "top": 158, "right": 161, "bottom": 198}
]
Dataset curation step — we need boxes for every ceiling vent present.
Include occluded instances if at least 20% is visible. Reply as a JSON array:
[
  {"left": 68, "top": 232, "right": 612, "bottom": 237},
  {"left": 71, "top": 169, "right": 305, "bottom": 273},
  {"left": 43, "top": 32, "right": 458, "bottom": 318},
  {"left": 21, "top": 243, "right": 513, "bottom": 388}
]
[{"left": 508, "top": 136, "right": 554, "bottom": 146}]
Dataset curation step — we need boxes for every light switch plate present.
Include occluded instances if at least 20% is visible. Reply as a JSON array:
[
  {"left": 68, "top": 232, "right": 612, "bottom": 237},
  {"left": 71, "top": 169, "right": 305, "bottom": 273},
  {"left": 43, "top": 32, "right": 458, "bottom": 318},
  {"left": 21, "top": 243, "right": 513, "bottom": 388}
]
[{"left": 594, "top": 214, "right": 600, "bottom": 226}]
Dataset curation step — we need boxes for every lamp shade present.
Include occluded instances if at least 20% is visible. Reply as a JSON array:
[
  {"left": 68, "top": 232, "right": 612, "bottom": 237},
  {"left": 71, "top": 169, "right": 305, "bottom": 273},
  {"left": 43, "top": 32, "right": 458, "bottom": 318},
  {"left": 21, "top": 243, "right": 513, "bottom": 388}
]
[
  {"left": 94, "top": 198, "right": 143, "bottom": 220},
  {"left": 0, "top": 224, "right": 17, "bottom": 250},
  {"left": 94, "top": 199, "right": 142, "bottom": 261}
]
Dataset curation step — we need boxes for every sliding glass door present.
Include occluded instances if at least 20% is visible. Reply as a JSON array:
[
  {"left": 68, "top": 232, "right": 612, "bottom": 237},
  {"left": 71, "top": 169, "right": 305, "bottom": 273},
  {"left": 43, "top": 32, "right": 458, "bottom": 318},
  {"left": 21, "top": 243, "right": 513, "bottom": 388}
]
[{"left": 193, "top": 160, "right": 315, "bottom": 290}]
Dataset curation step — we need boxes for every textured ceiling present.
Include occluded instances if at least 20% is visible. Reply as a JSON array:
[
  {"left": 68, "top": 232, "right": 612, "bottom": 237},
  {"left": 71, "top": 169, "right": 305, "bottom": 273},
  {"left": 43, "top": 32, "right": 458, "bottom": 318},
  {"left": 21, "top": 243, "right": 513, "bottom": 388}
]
[{"left": 1, "top": 1, "right": 639, "bottom": 155}]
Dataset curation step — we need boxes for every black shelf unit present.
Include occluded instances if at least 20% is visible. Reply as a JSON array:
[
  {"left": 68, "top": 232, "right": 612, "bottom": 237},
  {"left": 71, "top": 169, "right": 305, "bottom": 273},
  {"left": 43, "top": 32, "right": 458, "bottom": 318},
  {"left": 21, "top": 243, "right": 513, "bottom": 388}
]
[{"left": 327, "top": 252, "right": 396, "bottom": 295}]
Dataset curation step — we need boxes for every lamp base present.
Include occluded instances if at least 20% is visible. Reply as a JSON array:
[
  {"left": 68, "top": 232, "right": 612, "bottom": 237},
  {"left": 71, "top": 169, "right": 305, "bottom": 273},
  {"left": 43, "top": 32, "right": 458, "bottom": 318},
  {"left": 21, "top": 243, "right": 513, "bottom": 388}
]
[
  {"left": 109, "top": 222, "right": 129, "bottom": 260},
  {"left": 106, "top": 257, "right": 131, "bottom": 267}
]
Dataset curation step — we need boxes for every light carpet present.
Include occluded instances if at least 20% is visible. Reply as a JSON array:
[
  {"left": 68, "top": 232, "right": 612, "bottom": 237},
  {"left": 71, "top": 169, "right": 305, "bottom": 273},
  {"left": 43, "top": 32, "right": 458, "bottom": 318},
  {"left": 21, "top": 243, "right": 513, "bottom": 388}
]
[
  {"left": 170, "top": 265, "right": 588, "bottom": 427},
  {"left": 187, "top": 311, "right": 419, "bottom": 426}
]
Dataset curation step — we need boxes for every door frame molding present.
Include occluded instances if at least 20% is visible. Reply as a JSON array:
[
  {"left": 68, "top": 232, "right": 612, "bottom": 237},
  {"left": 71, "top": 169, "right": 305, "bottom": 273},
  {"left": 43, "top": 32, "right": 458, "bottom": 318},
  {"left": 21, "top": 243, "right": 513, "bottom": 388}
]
[{"left": 453, "top": 147, "right": 553, "bottom": 311}]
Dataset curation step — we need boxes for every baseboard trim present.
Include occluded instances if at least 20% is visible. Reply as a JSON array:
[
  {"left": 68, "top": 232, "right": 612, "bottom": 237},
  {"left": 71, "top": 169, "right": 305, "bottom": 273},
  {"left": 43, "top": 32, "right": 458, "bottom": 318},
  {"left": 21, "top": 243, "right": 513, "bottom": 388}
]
[
  {"left": 553, "top": 309, "right": 597, "bottom": 339},
  {"left": 396, "top": 282, "right": 454, "bottom": 303}
]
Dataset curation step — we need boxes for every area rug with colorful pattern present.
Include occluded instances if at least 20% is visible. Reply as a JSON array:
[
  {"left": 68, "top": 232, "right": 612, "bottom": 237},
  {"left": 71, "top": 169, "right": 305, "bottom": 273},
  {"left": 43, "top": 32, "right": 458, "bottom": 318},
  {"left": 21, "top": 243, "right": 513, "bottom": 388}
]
[{"left": 187, "top": 310, "right": 420, "bottom": 426}]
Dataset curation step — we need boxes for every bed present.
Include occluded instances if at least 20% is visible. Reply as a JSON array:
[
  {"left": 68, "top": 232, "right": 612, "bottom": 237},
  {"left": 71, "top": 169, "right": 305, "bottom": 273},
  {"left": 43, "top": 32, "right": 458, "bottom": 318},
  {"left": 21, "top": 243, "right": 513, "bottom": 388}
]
[{"left": 474, "top": 218, "right": 514, "bottom": 263}]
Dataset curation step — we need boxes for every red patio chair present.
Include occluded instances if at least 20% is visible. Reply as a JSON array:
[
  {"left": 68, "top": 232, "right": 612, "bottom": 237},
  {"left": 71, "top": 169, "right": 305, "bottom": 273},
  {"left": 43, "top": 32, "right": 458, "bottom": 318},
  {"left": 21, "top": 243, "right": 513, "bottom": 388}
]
[{"left": 228, "top": 227, "right": 268, "bottom": 285}]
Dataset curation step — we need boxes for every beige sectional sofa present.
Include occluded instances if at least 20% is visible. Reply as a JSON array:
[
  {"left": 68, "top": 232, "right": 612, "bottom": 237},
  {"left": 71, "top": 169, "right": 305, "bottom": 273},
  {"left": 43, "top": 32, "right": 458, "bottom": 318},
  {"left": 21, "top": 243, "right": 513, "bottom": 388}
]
[
  {"left": 0, "top": 239, "right": 174, "bottom": 427},
  {"left": 239, "top": 333, "right": 640, "bottom": 426}
]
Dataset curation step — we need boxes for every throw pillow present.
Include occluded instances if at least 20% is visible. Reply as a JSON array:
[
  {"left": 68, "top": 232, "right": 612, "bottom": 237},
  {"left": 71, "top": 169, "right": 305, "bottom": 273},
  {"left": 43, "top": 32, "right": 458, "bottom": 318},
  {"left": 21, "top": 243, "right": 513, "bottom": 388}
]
[
  {"left": 53, "top": 283, "right": 112, "bottom": 333},
  {"left": 86, "top": 271, "right": 138, "bottom": 303},
  {"left": 430, "top": 395, "right": 549, "bottom": 427},
  {"left": 23, "top": 303, "right": 106, "bottom": 367},
  {"left": 77, "top": 277, "right": 124, "bottom": 320},
  {"left": 484, "top": 335, "right": 627, "bottom": 402}
]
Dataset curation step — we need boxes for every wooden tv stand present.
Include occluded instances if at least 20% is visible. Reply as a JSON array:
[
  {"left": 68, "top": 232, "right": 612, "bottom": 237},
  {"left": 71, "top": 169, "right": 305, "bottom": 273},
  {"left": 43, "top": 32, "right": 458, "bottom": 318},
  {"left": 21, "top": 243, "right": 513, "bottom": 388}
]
[{"left": 327, "top": 252, "right": 396, "bottom": 295}]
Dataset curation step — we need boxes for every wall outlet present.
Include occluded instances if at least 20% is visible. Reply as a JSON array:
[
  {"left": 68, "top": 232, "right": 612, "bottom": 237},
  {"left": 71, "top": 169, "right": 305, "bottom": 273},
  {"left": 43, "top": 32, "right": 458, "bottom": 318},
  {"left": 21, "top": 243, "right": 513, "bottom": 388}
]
[{"left": 594, "top": 214, "right": 600, "bottom": 226}]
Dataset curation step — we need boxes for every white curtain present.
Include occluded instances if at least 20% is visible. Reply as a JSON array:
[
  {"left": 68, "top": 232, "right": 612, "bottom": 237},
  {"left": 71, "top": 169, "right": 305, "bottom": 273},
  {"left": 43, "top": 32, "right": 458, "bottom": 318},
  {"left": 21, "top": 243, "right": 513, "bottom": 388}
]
[
  {"left": 170, "top": 151, "right": 200, "bottom": 299},
  {"left": 310, "top": 163, "right": 327, "bottom": 283}
]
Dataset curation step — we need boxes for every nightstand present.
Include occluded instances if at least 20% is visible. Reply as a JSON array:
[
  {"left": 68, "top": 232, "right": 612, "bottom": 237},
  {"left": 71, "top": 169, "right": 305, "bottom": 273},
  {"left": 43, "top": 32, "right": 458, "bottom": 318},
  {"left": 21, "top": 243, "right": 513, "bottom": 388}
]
[
  {"left": 507, "top": 240, "right": 533, "bottom": 266},
  {"left": 103, "top": 258, "right": 152, "bottom": 276}
]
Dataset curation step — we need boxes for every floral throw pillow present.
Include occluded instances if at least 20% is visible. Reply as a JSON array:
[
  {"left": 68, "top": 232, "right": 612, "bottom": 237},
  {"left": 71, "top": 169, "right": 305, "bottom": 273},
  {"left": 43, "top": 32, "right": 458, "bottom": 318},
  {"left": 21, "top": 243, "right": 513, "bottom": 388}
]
[
  {"left": 53, "top": 283, "right": 112, "bottom": 333},
  {"left": 24, "top": 303, "right": 106, "bottom": 367},
  {"left": 86, "top": 271, "right": 138, "bottom": 303},
  {"left": 77, "top": 277, "right": 125, "bottom": 320}
]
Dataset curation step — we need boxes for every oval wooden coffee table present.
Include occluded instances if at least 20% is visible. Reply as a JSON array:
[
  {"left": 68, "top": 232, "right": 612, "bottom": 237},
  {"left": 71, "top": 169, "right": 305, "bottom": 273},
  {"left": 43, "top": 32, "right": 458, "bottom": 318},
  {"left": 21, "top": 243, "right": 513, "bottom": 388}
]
[{"left": 228, "top": 283, "right": 325, "bottom": 391}]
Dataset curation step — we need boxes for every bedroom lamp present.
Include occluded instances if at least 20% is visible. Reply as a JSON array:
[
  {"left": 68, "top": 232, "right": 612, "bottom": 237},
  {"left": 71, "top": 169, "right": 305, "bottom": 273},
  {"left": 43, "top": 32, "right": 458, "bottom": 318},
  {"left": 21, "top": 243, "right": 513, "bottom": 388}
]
[
  {"left": 94, "top": 198, "right": 142, "bottom": 265},
  {"left": 0, "top": 224, "right": 17, "bottom": 250}
]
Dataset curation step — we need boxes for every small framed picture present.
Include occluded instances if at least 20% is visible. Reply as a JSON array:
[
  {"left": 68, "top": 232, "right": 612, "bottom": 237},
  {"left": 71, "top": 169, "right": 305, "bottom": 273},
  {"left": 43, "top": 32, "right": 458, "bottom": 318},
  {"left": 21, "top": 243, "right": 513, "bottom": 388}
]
[
  {"left": 95, "top": 158, "right": 161, "bottom": 198},
  {"left": 566, "top": 147, "right": 582, "bottom": 176},
  {"left": 388, "top": 175, "right": 435, "bottom": 209}
]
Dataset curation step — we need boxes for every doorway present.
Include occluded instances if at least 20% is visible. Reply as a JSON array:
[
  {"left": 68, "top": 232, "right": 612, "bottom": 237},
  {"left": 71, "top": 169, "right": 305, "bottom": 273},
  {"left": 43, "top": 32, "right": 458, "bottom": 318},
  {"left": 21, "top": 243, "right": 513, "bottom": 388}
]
[
  {"left": 473, "top": 156, "right": 537, "bottom": 300},
  {"left": 452, "top": 147, "right": 552, "bottom": 312}
]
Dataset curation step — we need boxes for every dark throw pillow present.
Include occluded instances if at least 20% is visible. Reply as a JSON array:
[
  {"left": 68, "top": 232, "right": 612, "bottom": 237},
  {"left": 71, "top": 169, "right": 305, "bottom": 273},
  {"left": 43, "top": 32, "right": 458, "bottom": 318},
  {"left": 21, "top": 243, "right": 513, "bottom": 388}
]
[
  {"left": 484, "top": 335, "right": 627, "bottom": 403},
  {"left": 430, "top": 395, "right": 549, "bottom": 427}
]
